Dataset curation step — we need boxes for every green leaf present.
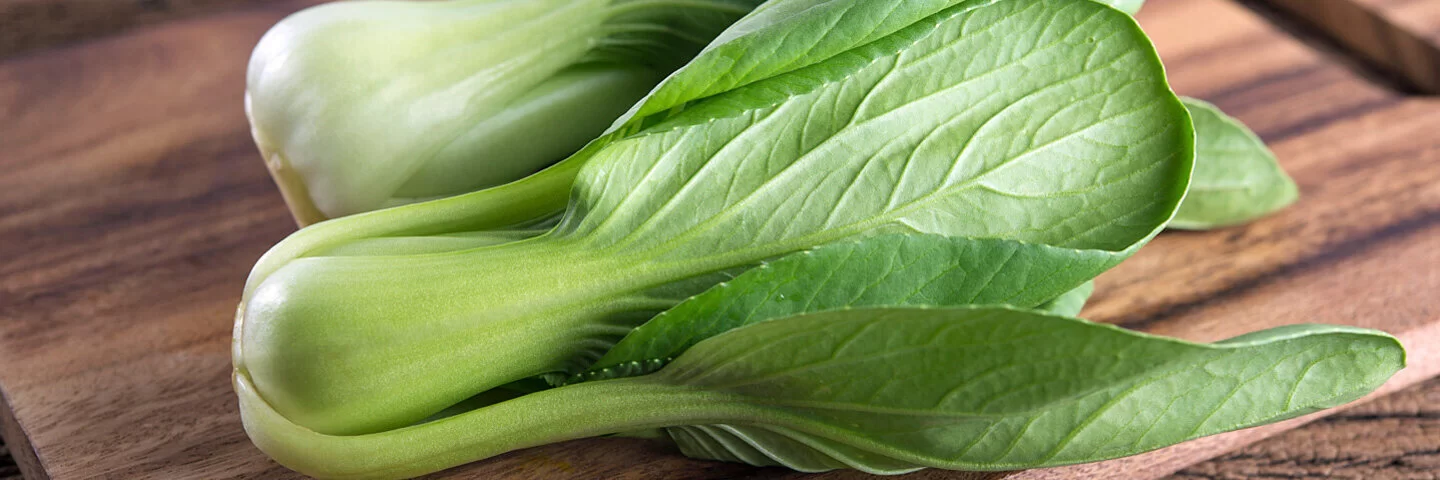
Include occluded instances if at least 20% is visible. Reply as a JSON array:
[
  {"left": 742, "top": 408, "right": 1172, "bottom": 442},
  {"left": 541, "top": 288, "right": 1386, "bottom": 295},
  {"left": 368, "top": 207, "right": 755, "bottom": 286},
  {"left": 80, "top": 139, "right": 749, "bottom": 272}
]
[
  {"left": 1035, "top": 280, "right": 1095, "bottom": 316},
  {"left": 238, "top": 0, "right": 1191, "bottom": 438},
  {"left": 588, "top": 235, "right": 1115, "bottom": 379},
  {"left": 1170, "top": 98, "right": 1299, "bottom": 230},
  {"left": 660, "top": 307, "right": 1403, "bottom": 472},
  {"left": 235, "top": 306, "right": 1402, "bottom": 478},
  {"left": 618, "top": 0, "right": 998, "bottom": 123},
  {"left": 559, "top": 0, "right": 1191, "bottom": 254}
]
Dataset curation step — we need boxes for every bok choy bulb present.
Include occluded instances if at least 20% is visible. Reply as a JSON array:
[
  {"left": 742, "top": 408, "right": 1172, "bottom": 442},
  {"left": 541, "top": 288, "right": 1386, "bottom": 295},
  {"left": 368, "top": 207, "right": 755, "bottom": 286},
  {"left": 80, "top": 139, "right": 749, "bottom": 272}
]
[{"left": 245, "top": 0, "right": 757, "bottom": 224}]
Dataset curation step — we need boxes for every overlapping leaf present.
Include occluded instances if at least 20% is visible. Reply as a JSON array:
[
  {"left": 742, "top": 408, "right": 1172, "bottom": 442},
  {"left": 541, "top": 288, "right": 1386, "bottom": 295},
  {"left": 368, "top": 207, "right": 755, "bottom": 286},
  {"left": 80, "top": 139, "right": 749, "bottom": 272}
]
[
  {"left": 1171, "top": 98, "right": 1299, "bottom": 229},
  {"left": 558, "top": 0, "right": 1191, "bottom": 258},
  {"left": 589, "top": 235, "right": 1113, "bottom": 378},
  {"left": 659, "top": 307, "right": 1402, "bottom": 472}
]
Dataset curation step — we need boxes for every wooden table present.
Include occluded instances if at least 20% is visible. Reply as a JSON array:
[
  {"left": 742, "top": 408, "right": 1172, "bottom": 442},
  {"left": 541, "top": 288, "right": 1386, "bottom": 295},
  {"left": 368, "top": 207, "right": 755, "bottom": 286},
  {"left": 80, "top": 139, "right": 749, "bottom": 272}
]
[{"left": 2, "top": 0, "right": 1438, "bottom": 478}]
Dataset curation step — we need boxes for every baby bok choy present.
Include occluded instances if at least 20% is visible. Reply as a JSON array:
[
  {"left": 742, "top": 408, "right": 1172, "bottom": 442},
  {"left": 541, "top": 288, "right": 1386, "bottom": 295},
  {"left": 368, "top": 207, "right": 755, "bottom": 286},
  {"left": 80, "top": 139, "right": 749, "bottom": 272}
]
[
  {"left": 230, "top": 0, "right": 1253, "bottom": 285},
  {"left": 238, "top": 256, "right": 1401, "bottom": 477},
  {"left": 232, "top": 0, "right": 1402, "bottom": 478},
  {"left": 237, "top": 0, "right": 1186, "bottom": 295},
  {"left": 238, "top": 0, "right": 1192, "bottom": 438},
  {"left": 246, "top": 0, "right": 760, "bottom": 224}
]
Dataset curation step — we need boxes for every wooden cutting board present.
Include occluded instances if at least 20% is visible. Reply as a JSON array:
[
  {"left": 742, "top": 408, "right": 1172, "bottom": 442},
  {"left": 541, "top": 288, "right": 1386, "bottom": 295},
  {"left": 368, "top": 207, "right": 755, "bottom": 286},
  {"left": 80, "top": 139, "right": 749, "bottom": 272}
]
[
  {"left": 1, "top": 0, "right": 1437, "bottom": 478},
  {"left": 1265, "top": 0, "right": 1440, "bottom": 93}
]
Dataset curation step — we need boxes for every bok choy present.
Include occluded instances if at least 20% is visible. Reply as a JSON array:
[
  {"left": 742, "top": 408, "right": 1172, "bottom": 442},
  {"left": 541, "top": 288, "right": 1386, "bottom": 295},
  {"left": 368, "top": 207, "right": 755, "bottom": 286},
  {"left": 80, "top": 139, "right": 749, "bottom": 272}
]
[
  {"left": 232, "top": 0, "right": 1399, "bottom": 478},
  {"left": 241, "top": 0, "right": 1193, "bottom": 437}
]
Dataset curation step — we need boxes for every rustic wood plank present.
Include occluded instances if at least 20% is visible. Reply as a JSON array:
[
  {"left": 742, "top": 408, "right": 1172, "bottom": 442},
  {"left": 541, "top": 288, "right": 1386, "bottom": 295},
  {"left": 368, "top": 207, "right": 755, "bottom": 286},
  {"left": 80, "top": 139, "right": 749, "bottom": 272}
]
[
  {"left": 0, "top": 2, "right": 312, "bottom": 479},
  {"left": 1137, "top": 0, "right": 1400, "bottom": 135},
  {"left": 1353, "top": 0, "right": 1440, "bottom": 41},
  {"left": 1171, "top": 376, "right": 1440, "bottom": 480},
  {"left": 0, "top": 0, "right": 1434, "bottom": 479},
  {"left": 1261, "top": 0, "right": 1440, "bottom": 93},
  {"left": 0, "top": 0, "right": 303, "bottom": 58},
  {"left": 1084, "top": 0, "right": 1403, "bottom": 336}
]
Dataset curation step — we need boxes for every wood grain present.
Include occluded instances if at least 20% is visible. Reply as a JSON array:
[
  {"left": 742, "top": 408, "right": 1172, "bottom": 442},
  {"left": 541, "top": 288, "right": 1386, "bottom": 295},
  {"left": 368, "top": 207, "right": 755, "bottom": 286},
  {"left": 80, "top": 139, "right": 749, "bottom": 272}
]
[
  {"left": 0, "top": 0, "right": 298, "bottom": 58},
  {"left": 1171, "top": 376, "right": 1440, "bottom": 480},
  {"left": 0, "top": 2, "right": 317, "bottom": 479},
  {"left": 1261, "top": 0, "right": 1440, "bottom": 93},
  {"left": 13, "top": 373, "right": 1418, "bottom": 480},
  {"left": 0, "top": 0, "right": 1436, "bottom": 479}
]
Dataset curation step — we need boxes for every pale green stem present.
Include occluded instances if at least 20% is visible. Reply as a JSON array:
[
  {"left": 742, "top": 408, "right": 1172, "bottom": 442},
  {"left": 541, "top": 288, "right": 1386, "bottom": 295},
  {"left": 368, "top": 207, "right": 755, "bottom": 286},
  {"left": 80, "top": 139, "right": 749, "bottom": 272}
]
[{"left": 236, "top": 372, "right": 735, "bottom": 480}]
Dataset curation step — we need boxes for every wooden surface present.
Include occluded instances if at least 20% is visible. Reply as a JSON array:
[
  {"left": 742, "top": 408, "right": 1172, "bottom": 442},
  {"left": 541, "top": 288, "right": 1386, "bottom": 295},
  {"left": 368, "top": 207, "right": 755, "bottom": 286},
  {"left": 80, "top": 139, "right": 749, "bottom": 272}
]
[
  {"left": 1262, "top": 0, "right": 1440, "bottom": 93},
  {"left": 1172, "top": 376, "right": 1440, "bottom": 479},
  {"left": 1, "top": 0, "right": 1438, "bottom": 479},
  {"left": 0, "top": 0, "right": 289, "bottom": 57}
]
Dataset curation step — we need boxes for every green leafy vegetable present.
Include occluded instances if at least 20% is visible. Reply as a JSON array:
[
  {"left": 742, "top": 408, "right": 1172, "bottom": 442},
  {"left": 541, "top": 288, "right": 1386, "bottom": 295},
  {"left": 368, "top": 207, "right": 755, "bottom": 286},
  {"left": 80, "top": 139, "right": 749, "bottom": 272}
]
[
  {"left": 246, "top": 0, "right": 759, "bottom": 223},
  {"left": 586, "top": 235, "right": 1114, "bottom": 380},
  {"left": 237, "top": 306, "right": 1402, "bottom": 478},
  {"left": 240, "top": 0, "right": 1021, "bottom": 289},
  {"left": 236, "top": 0, "right": 1158, "bottom": 283},
  {"left": 231, "top": 0, "right": 1380, "bottom": 478},
  {"left": 662, "top": 309, "right": 1401, "bottom": 473},
  {"left": 1036, "top": 280, "right": 1095, "bottom": 317},
  {"left": 618, "top": 0, "right": 1001, "bottom": 123},
  {"left": 237, "top": 0, "right": 1191, "bottom": 438},
  {"left": 1170, "top": 98, "right": 1300, "bottom": 229}
]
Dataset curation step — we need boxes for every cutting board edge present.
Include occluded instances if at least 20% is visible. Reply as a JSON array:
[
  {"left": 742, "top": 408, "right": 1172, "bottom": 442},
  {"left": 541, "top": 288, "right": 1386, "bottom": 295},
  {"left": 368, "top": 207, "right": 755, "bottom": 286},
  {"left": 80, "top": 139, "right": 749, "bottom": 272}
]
[
  {"left": 1257, "top": 0, "right": 1440, "bottom": 93},
  {"left": 1, "top": 385, "right": 50, "bottom": 480}
]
